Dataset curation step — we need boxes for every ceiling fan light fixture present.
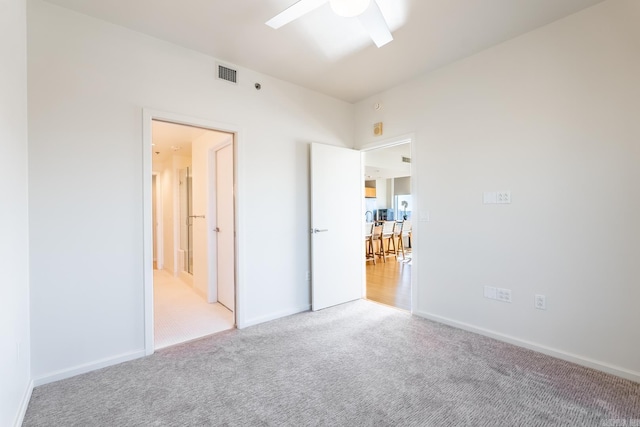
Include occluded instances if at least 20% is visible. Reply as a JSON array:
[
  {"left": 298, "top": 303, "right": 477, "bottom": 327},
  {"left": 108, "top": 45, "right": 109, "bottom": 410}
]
[{"left": 329, "top": 0, "right": 371, "bottom": 18}]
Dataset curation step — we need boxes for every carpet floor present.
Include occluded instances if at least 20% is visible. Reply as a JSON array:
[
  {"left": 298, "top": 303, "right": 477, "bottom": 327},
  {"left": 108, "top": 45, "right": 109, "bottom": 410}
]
[{"left": 23, "top": 300, "right": 640, "bottom": 426}]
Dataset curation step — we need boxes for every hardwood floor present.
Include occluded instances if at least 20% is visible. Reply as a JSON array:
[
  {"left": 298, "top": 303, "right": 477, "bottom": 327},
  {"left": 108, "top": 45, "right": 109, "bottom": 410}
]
[{"left": 366, "top": 255, "right": 411, "bottom": 311}]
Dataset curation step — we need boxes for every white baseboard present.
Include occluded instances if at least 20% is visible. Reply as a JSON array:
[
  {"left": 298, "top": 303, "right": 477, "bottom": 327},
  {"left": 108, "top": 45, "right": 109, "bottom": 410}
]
[
  {"left": 414, "top": 310, "right": 640, "bottom": 384},
  {"left": 13, "top": 379, "right": 34, "bottom": 427},
  {"left": 179, "top": 271, "right": 194, "bottom": 288},
  {"left": 240, "top": 304, "right": 311, "bottom": 329},
  {"left": 33, "top": 350, "right": 146, "bottom": 387}
]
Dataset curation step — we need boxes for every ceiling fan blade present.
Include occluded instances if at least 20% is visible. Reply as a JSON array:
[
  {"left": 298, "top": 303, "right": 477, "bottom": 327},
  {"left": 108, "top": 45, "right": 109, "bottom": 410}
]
[
  {"left": 357, "top": 0, "right": 393, "bottom": 47},
  {"left": 266, "top": 0, "right": 329, "bottom": 29}
]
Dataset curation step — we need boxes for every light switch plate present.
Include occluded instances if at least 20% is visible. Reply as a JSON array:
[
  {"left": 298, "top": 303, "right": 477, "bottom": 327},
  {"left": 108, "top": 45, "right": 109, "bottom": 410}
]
[
  {"left": 483, "top": 192, "right": 497, "bottom": 204},
  {"left": 484, "top": 286, "right": 497, "bottom": 299},
  {"left": 485, "top": 191, "right": 511, "bottom": 204},
  {"left": 419, "top": 211, "right": 430, "bottom": 222}
]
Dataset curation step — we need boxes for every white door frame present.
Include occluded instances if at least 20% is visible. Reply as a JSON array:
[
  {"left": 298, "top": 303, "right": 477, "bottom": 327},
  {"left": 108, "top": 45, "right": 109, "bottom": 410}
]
[
  {"left": 142, "top": 109, "right": 244, "bottom": 356},
  {"left": 359, "top": 133, "right": 418, "bottom": 313}
]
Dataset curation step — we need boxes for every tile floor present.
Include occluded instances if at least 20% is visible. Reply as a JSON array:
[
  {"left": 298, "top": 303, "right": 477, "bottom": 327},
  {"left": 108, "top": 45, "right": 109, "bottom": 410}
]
[{"left": 154, "top": 269, "right": 234, "bottom": 349}]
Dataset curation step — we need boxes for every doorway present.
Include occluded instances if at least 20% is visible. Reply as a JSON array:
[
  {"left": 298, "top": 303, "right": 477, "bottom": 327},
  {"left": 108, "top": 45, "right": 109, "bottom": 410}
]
[
  {"left": 362, "top": 140, "right": 413, "bottom": 311},
  {"left": 145, "top": 116, "right": 237, "bottom": 352}
]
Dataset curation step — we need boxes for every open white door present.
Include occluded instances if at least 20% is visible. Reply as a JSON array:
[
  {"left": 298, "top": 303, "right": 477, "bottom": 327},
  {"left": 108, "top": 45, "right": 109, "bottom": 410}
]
[
  {"left": 310, "top": 143, "right": 363, "bottom": 311},
  {"left": 193, "top": 131, "right": 234, "bottom": 304},
  {"left": 215, "top": 143, "right": 235, "bottom": 311}
]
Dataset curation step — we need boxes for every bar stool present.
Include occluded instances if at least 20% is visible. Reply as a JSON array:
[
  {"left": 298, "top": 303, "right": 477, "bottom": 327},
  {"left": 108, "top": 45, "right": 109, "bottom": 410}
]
[
  {"left": 364, "top": 222, "right": 375, "bottom": 264},
  {"left": 372, "top": 224, "right": 385, "bottom": 263},
  {"left": 382, "top": 221, "right": 396, "bottom": 260},
  {"left": 393, "top": 221, "right": 405, "bottom": 259}
]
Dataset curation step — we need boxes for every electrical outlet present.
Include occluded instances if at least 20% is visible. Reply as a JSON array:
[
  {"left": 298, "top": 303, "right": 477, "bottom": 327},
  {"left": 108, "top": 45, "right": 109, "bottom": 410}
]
[
  {"left": 496, "top": 288, "right": 512, "bottom": 303},
  {"left": 306, "top": 271, "right": 311, "bottom": 281},
  {"left": 497, "top": 191, "right": 512, "bottom": 204},
  {"left": 535, "top": 294, "right": 546, "bottom": 310}
]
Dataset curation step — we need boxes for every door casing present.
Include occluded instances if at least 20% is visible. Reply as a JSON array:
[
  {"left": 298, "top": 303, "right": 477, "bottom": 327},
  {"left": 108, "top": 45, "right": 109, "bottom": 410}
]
[
  {"left": 143, "top": 109, "right": 242, "bottom": 356},
  {"left": 359, "top": 133, "right": 417, "bottom": 312}
]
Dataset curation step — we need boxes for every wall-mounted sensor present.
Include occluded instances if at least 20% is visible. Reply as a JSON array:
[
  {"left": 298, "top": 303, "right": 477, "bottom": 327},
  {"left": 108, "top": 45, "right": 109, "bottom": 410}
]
[{"left": 255, "top": 83, "right": 262, "bottom": 90}]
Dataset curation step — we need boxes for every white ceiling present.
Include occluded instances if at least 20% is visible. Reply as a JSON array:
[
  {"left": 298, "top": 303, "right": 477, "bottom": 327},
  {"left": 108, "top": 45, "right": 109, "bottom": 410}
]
[
  {"left": 152, "top": 120, "right": 204, "bottom": 164},
  {"left": 43, "top": 0, "right": 603, "bottom": 103}
]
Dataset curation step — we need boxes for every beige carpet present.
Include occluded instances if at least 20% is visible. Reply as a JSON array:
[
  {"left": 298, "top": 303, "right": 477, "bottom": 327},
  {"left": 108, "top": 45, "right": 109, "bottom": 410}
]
[{"left": 154, "top": 269, "right": 233, "bottom": 349}]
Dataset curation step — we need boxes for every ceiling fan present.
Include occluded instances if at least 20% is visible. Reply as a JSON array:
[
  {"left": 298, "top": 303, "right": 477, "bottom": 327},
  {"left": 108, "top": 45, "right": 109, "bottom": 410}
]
[{"left": 266, "top": 0, "right": 393, "bottom": 48}]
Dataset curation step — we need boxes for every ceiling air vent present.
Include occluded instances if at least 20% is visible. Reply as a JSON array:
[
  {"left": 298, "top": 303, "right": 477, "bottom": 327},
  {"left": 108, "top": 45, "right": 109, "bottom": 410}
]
[
  {"left": 402, "top": 156, "right": 411, "bottom": 164},
  {"left": 217, "top": 64, "right": 238, "bottom": 84}
]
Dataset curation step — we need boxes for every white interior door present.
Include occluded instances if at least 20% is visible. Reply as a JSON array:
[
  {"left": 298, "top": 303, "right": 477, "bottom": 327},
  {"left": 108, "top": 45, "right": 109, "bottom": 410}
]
[
  {"left": 194, "top": 131, "right": 233, "bottom": 302},
  {"left": 215, "top": 143, "right": 235, "bottom": 311},
  {"left": 311, "top": 142, "right": 363, "bottom": 311}
]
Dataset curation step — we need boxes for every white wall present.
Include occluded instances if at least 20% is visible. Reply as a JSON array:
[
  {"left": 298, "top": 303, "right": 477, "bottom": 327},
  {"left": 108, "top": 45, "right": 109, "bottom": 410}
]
[
  {"left": 355, "top": 0, "right": 640, "bottom": 379},
  {"left": 0, "top": 0, "right": 32, "bottom": 423},
  {"left": 375, "top": 179, "right": 389, "bottom": 209},
  {"left": 159, "top": 162, "right": 175, "bottom": 273},
  {"left": 27, "top": 0, "right": 354, "bottom": 381},
  {"left": 394, "top": 177, "right": 410, "bottom": 196}
]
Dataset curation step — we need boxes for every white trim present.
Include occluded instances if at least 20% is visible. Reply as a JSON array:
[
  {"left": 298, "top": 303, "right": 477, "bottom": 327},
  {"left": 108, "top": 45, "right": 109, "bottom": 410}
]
[
  {"left": 359, "top": 133, "right": 414, "bottom": 152},
  {"left": 142, "top": 108, "right": 244, "bottom": 354},
  {"left": 33, "top": 350, "right": 146, "bottom": 386},
  {"left": 13, "top": 379, "right": 34, "bottom": 427},
  {"left": 407, "top": 134, "right": 418, "bottom": 313},
  {"left": 360, "top": 154, "right": 366, "bottom": 299},
  {"left": 359, "top": 133, "right": 418, "bottom": 314},
  {"left": 143, "top": 111, "right": 154, "bottom": 355},
  {"left": 414, "top": 310, "right": 640, "bottom": 383},
  {"left": 179, "top": 271, "right": 194, "bottom": 288},
  {"left": 242, "top": 305, "right": 311, "bottom": 329},
  {"left": 234, "top": 129, "right": 244, "bottom": 328}
]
